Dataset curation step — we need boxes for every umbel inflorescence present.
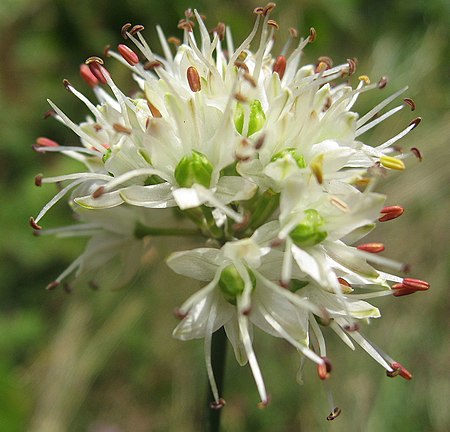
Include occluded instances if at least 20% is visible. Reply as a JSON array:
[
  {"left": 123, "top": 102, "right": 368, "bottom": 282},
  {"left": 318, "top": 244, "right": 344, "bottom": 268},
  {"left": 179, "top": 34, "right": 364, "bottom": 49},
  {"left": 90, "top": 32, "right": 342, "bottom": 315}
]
[{"left": 32, "top": 3, "right": 429, "bottom": 419}]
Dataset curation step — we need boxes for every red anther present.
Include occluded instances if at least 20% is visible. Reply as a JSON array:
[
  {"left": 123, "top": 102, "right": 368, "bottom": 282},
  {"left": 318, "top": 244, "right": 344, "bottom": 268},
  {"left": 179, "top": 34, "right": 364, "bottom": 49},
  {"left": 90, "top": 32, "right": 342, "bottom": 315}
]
[
  {"left": 210, "top": 398, "right": 226, "bottom": 410},
  {"left": 173, "top": 308, "right": 187, "bottom": 320},
  {"left": 337, "top": 277, "right": 351, "bottom": 288},
  {"left": 379, "top": 205, "right": 404, "bottom": 222},
  {"left": 34, "top": 175, "right": 43, "bottom": 186},
  {"left": 92, "top": 186, "right": 105, "bottom": 199},
  {"left": 402, "top": 278, "right": 430, "bottom": 291},
  {"left": 113, "top": 123, "right": 132, "bottom": 134},
  {"left": 147, "top": 101, "right": 162, "bottom": 118},
  {"left": 343, "top": 323, "right": 360, "bottom": 332},
  {"left": 143, "top": 60, "right": 163, "bottom": 70},
  {"left": 80, "top": 64, "right": 99, "bottom": 87},
  {"left": 88, "top": 63, "right": 109, "bottom": 85},
  {"left": 392, "top": 287, "right": 415, "bottom": 297},
  {"left": 317, "top": 357, "right": 332, "bottom": 380},
  {"left": 29, "top": 217, "right": 42, "bottom": 230},
  {"left": 326, "top": 407, "right": 342, "bottom": 421},
  {"left": 36, "top": 137, "right": 59, "bottom": 147},
  {"left": 273, "top": 55, "right": 286, "bottom": 79},
  {"left": 357, "top": 243, "right": 385, "bottom": 253},
  {"left": 187, "top": 66, "right": 201, "bottom": 92},
  {"left": 389, "top": 362, "right": 412, "bottom": 380},
  {"left": 408, "top": 117, "right": 422, "bottom": 129},
  {"left": 46, "top": 281, "right": 60, "bottom": 290},
  {"left": 118, "top": 44, "right": 140, "bottom": 66},
  {"left": 410, "top": 147, "right": 423, "bottom": 161}
]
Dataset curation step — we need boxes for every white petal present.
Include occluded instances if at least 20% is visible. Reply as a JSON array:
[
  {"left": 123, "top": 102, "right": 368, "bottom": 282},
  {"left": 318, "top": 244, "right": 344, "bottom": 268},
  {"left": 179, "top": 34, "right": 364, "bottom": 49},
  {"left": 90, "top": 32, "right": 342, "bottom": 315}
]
[
  {"left": 74, "top": 190, "right": 124, "bottom": 209},
  {"left": 120, "top": 183, "right": 175, "bottom": 208},
  {"left": 167, "top": 248, "right": 220, "bottom": 281},
  {"left": 214, "top": 176, "right": 257, "bottom": 204}
]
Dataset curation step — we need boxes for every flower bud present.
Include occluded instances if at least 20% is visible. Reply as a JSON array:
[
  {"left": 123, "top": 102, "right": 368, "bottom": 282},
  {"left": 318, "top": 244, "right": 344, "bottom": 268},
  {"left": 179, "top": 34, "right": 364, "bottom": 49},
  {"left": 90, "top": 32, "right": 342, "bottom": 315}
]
[
  {"left": 174, "top": 151, "right": 213, "bottom": 188},
  {"left": 219, "top": 265, "right": 256, "bottom": 305},
  {"left": 234, "top": 100, "right": 266, "bottom": 136},
  {"left": 289, "top": 209, "right": 328, "bottom": 247}
]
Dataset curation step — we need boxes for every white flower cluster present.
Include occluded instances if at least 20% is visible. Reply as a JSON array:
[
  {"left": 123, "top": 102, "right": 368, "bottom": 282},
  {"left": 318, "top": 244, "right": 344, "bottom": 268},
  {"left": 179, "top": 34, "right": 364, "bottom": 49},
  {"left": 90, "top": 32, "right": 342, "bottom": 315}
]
[{"left": 32, "top": 4, "right": 429, "bottom": 416}]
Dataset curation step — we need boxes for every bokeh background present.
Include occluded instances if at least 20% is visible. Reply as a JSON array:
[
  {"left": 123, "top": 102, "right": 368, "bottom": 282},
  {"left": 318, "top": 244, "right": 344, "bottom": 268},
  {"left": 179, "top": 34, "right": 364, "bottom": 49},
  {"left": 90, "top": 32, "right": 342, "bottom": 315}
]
[{"left": 1, "top": 0, "right": 449, "bottom": 431}]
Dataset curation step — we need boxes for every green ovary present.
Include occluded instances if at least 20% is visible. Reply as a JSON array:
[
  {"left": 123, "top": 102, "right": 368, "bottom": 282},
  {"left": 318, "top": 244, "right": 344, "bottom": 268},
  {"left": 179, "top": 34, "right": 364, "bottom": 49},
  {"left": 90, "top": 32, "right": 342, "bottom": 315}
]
[
  {"left": 289, "top": 209, "right": 328, "bottom": 247},
  {"left": 174, "top": 151, "right": 213, "bottom": 188}
]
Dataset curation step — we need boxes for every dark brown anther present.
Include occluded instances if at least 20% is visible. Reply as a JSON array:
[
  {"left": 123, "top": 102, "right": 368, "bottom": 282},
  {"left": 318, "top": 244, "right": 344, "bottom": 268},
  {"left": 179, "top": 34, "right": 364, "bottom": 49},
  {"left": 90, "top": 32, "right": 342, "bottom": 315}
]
[
  {"left": 379, "top": 205, "right": 404, "bottom": 222},
  {"left": 234, "top": 93, "right": 248, "bottom": 103},
  {"left": 234, "top": 61, "right": 249, "bottom": 73},
  {"left": 347, "top": 58, "right": 358, "bottom": 75},
  {"left": 187, "top": 66, "right": 201, "bottom": 92},
  {"left": 80, "top": 64, "right": 99, "bottom": 87},
  {"left": 103, "top": 44, "right": 111, "bottom": 58},
  {"left": 121, "top": 23, "right": 132, "bottom": 39},
  {"left": 267, "top": 19, "right": 279, "bottom": 30},
  {"left": 43, "top": 109, "right": 56, "bottom": 119},
  {"left": 85, "top": 56, "right": 104, "bottom": 66},
  {"left": 327, "top": 407, "right": 342, "bottom": 421},
  {"left": 210, "top": 398, "right": 226, "bottom": 410},
  {"left": 34, "top": 174, "right": 43, "bottom": 187},
  {"left": 29, "top": 217, "right": 42, "bottom": 230},
  {"left": 178, "top": 19, "right": 195, "bottom": 32},
  {"left": 308, "top": 27, "right": 317, "bottom": 43},
  {"left": 130, "top": 24, "right": 145, "bottom": 35},
  {"left": 318, "top": 56, "right": 333, "bottom": 68},
  {"left": 289, "top": 27, "right": 298, "bottom": 38},
  {"left": 317, "top": 357, "right": 332, "bottom": 380},
  {"left": 254, "top": 134, "right": 265, "bottom": 150},
  {"left": 147, "top": 100, "right": 162, "bottom": 118},
  {"left": 378, "top": 76, "right": 389, "bottom": 89},
  {"left": 243, "top": 72, "right": 257, "bottom": 88},
  {"left": 143, "top": 60, "right": 163, "bottom": 70},
  {"left": 263, "top": 2, "right": 277, "bottom": 16},
  {"left": 92, "top": 186, "right": 105, "bottom": 199},
  {"left": 254, "top": 6, "right": 264, "bottom": 15},
  {"left": 410, "top": 147, "right": 423, "bottom": 161},
  {"left": 273, "top": 55, "right": 286, "bottom": 79},
  {"left": 93, "top": 123, "right": 102, "bottom": 132},
  {"left": 403, "top": 97, "right": 416, "bottom": 111},
  {"left": 46, "top": 281, "right": 60, "bottom": 291},
  {"left": 63, "top": 79, "right": 73, "bottom": 92},
  {"left": 168, "top": 36, "right": 181, "bottom": 46},
  {"left": 216, "top": 22, "right": 226, "bottom": 41},
  {"left": 408, "top": 117, "right": 422, "bottom": 129},
  {"left": 357, "top": 242, "right": 385, "bottom": 253},
  {"left": 113, "top": 123, "right": 132, "bottom": 134},
  {"left": 118, "top": 44, "right": 140, "bottom": 66}
]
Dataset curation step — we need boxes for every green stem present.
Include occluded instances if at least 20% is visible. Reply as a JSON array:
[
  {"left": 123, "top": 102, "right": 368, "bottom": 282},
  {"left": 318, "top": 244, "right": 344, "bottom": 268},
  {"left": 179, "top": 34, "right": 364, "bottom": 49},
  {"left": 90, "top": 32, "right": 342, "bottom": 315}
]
[
  {"left": 206, "top": 327, "right": 228, "bottom": 432},
  {"left": 134, "top": 222, "right": 200, "bottom": 239}
]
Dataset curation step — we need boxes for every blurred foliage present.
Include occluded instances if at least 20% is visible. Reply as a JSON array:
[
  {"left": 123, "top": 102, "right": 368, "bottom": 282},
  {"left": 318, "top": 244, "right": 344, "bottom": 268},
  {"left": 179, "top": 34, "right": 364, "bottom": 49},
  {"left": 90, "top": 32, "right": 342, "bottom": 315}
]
[{"left": 0, "top": 0, "right": 449, "bottom": 431}]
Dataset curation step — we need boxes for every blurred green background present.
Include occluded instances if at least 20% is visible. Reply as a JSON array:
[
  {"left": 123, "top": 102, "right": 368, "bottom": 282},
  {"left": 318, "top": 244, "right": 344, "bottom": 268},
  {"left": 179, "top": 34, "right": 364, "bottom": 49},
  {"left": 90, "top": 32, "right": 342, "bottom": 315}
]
[{"left": 0, "top": 0, "right": 449, "bottom": 431}]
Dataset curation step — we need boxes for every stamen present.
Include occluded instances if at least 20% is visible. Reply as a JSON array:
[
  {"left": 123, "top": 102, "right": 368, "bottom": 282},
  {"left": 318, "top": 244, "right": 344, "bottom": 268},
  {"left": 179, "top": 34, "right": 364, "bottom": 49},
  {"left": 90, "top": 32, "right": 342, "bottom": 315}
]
[
  {"left": 346, "top": 57, "right": 358, "bottom": 75},
  {"left": 35, "top": 137, "right": 59, "bottom": 148},
  {"left": 79, "top": 64, "right": 99, "bottom": 87},
  {"left": 267, "top": 19, "right": 279, "bottom": 30},
  {"left": 130, "top": 24, "right": 145, "bottom": 35},
  {"left": 408, "top": 117, "right": 422, "bottom": 129},
  {"left": 308, "top": 27, "right": 317, "bottom": 43},
  {"left": 29, "top": 217, "right": 42, "bottom": 230},
  {"left": 43, "top": 109, "right": 56, "bottom": 119},
  {"left": 326, "top": 407, "right": 342, "bottom": 421},
  {"left": 46, "top": 281, "right": 60, "bottom": 291},
  {"left": 118, "top": 44, "right": 140, "bottom": 66},
  {"left": 386, "top": 362, "right": 412, "bottom": 380},
  {"left": 210, "top": 398, "right": 226, "bottom": 410},
  {"left": 402, "top": 277, "right": 430, "bottom": 291},
  {"left": 403, "top": 97, "right": 416, "bottom": 111},
  {"left": 187, "top": 66, "right": 201, "bottom": 92},
  {"left": 378, "top": 76, "right": 389, "bottom": 89},
  {"left": 380, "top": 155, "right": 405, "bottom": 171},
  {"left": 273, "top": 55, "right": 286, "bottom": 79},
  {"left": 410, "top": 147, "right": 423, "bottom": 161},
  {"left": 87, "top": 62, "right": 109, "bottom": 85},
  {"left": 356, "top": 243, "right": 385, "bottom": 253},
  {"left": 113, "top": 123, "right": 132, "bottom": 134},
  {"left": 317, "top": 356, "right": 332, "bottom": 380},
  {"left": 379, "top": 205, "right": 404, "bottom": 222},
  {"left": 34, "top": 175, "right": 43, "bottom": 186},
  {"left": 263, "top": 2, "right": 277, "bottom": 16},
  {"left": 121, "top": 23, "right": 132, "bottom": 39},
  {"left": 167, "top": 36, "right": 181, "bottom": 47}
]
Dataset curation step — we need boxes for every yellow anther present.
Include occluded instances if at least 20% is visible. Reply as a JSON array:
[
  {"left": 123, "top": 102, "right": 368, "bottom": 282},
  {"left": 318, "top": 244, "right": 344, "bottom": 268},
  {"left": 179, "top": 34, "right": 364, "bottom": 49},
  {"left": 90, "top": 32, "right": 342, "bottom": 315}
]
[
  {"left": 380, "top": 155, "right": 405, "bottom": 171},
  {"left": 358, "top": 75, "right": 370, "bottom": 84},
  {"left": 310, "top": 154, "right": 324, "bottom": 184}
]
